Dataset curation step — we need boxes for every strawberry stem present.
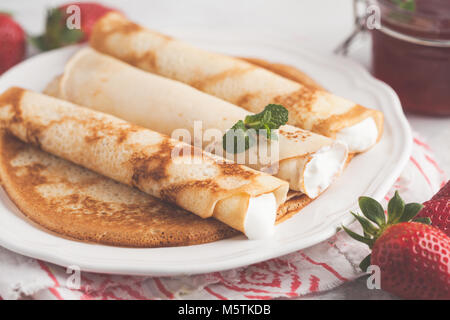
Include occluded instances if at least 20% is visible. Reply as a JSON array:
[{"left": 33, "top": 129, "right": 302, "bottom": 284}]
[
  {"left": 359, "top": 254, "right": 371, "bottom": 272},
  {"left": 343, "top": 191, "right": 426, "bottom": 271}
]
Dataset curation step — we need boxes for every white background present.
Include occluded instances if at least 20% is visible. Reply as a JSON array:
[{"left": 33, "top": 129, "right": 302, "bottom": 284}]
[{"left": 1, "top": 0, "right": 448, "bottom": 300}]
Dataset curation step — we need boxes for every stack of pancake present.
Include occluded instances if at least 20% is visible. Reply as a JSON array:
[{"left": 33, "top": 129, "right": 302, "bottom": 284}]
[{"left": 0, "top": 13, "right": 383, "bottom": 247}]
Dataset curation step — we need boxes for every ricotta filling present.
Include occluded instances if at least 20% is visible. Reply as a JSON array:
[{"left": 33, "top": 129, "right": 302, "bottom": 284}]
[
  {"left": 336, "top": 117, "right": 378, "bottom": 153},
  {"left": 303, "top": 141, "right": 348, "bottom": 199},
  {"left": 244, "top": 193, "right": 277, "bottom": 240}
]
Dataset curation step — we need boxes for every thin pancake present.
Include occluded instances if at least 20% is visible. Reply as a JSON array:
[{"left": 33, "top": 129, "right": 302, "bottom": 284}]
[
  {"left": 0, "top": 87, "right": 289, "bottom": 238},
  {"left": 43, "top": 54, "right": 349, "bottom": 224},
  {"left": 54, "top": 48, "right": 347, "bottom": 196},
  {"left": 0, "top": 58, "right": 350, "bottom": 246},
  {"left": 90, "top": 12, "right": 383, "bottom": 143},
  {"left": 0, "top": 131, "right": 238, "bottom": 247}
]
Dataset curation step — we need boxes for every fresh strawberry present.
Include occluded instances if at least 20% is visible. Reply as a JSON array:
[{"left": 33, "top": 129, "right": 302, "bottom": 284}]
[
  {"left": 431, "top": 180, "right": 450, "bottom": 200},
  {"left": 0, "top": 13, "right": 26, "bottom": 75},
  {"left": 32, "top": 2, "right": 117, "bottom": 51},
  {"left": 344, "top": 191, "right": 450, "bottom": 299},
  {"left": 415, "top": 181, "right": 450, "bottom": 236},
  {"left": 416, "top": 199, "right": 449, "bottom": 237},
  {"left": 371, "top": 222, "right": 449, "bottom": 299}
]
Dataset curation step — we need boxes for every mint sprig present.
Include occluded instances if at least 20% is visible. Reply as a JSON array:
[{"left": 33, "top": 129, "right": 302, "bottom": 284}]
[
  {"left": 343, "top": 191, "right": 428, "bottom": 272},
  {"left": 222, "top": 104, "right": 288, "bottom": 154}
]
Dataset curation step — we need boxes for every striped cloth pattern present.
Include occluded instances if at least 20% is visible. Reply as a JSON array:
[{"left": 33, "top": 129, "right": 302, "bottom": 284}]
[{"left": 0, "top": 134, "right": 446, "bottom": 300}]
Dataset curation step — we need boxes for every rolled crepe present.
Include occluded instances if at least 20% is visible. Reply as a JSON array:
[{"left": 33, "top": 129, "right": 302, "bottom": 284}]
[
  {"left": 50, "top": 48, "right": 348, "bottom": 198},
  {"left": 0, "top": 87, "right": 290, "bottom": 239},
  {"left": 90, "top": 12, "right": 384, "bottom": 153}
]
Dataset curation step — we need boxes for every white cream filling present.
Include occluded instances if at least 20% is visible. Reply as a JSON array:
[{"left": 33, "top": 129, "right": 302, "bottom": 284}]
[
  {"left": 303, "top": 141, "right": 348, "bottom": 199},
  {"left": 336, "top": 117, "right": 378, "bottom": 153},
  {"left": 244, "top": 193, "right": 277, "bottom": 240}
]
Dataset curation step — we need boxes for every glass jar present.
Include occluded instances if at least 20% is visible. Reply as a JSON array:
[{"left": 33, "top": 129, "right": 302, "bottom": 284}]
[{"left": 371, "top": 0, "right": 450, "bottom": 116}]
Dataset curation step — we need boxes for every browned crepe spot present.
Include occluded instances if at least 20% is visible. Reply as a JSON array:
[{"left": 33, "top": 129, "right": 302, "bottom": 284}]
[
  {"left": 90, "top": 13, "right": 172, "bottom": 73},
  {"left": 236, "top": 92, "right": 259, "bottom": 108},
  {"left": 240, "top": 57, "right": 325, "bottom": 91},
  {"left": 241, "top": 57, "right": 383, "bottom": 141},
  {"left": 0, "top": 86, "right": 25, "bottom": 123},
  {"left": 219, "top": 162, "right": 256, "bottom": 179},
  {"left": 90, "top": 14, "right": 143, "bottom": 47},
  {"left": 190, "top": 66, "right": 255, "bottom": 91},
  {"left": 276, "top": 194, "right": 312, "bottom": 223},
  {"left": 279, "top": 128, "right": 312, "bottom": 141},
  {"left": 312, "top": 104, "right": 368, "bottom": 138},
  {"left": 272, "top": 87, "right": 317, "bottom": 113},
  {"left": 129, "top": 139, "right": 173, "bottom": 185},
  {"left": 160, "top": 179, "right": 222, "bottom": 204},
  {"left": 0, "top": 88, "right": 144, "bottom": 150},
  {"left": 117, "top": 49, "right": 160, "bottom": 73}
]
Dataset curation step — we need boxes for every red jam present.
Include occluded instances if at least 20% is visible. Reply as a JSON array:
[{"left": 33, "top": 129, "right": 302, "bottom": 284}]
[{"left": 371, "top": 0, "right": 450, "bottom": 116}]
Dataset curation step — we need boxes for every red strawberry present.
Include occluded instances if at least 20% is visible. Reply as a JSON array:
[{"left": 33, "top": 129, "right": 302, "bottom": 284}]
[
  {"left": 417, "top": 199, "right": 449, "bottom": 237},
  {"left": 0, "top": 13, "right": 26, "bottom": 75},
  {"left": 432, "top": 180, "right": 450, "bottom": 201},
  {"left": 344, "top": 191, "right": 450, "bottom": 299},
  {"left": 415, "top": 181, "right": 450, "bottom": 237},
  {"left": 371, "top": 222, "right": 450, "bottom": 299},
  {"left": 32, "top": 2, "right": 117, "bottom": 51}
]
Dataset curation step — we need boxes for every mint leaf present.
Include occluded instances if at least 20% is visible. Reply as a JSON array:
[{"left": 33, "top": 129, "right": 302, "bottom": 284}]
[
  {"left": 223, "top": 104, "right": 288, "bottom": 154},
  {"left": 244, "top": 104, "right": 288, "bottom": 133},
  {"left": 223, "top": 121, "right": 256, "bottom": 154}
]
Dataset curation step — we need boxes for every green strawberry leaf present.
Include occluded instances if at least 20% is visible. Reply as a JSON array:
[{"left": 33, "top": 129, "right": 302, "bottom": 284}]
[
  {"left": 0, "top": 11, "right": 13, "bottom": 16},
  {"left": 30, "top": 7, "right": 84, "bottom": 51},
  {"left": 342, "top": 226, "right": 375, "bottom": 248},
  {"left": 29, "top": 35, "right": 47, "bottom": 51},
  {"left": 391, "top": 0, "right": 416, "bottom": 11},
  {"left": 387, "top": 191, "right": 405, "bottom": 223},
  {"left": 345, "top": 191, "right": 436, "bottom": 273},
  {"left": 61, "top": 28, "right": 84, "bottom": 45},
  {"left": 350, "top": 212, "right": 378, "bottom": 237},
  {"left": 359, "top": 254, "right": 372, "bottom": 272},
  {"left": 413, "top": 217, "right": 431, "bottom": 225},
  {"left": 398, "top": 202, "right": 423, "bottom": 222},
  {"left": 358, "top": 196, "right": 386, "bottom": 227}
]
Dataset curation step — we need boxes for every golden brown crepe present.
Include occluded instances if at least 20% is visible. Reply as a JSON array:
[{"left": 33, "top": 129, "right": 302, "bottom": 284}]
[
  {"left": 0, "top": 131, "right": 238, "bottom": 247},
  {"left": 90, "top": 12, "right": 383, "bottom": 153},
  {"left": 0, "top": 87, "right": 289, "bottom": 239}
]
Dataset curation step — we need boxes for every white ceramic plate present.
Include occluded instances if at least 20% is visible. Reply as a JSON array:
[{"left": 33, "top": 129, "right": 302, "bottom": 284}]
[{"left": 0, "top": 33, "right": 411, "bottom": 276}]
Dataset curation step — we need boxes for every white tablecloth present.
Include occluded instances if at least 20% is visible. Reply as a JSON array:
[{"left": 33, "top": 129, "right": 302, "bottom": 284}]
[{"left": 0, "top": 0, "right": 448, "bottom": 300}]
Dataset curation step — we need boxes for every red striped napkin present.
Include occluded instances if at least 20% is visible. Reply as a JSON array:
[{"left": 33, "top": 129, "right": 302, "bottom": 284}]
[{"left": 0, "top": 134, "right": 446, "bottom": 300}]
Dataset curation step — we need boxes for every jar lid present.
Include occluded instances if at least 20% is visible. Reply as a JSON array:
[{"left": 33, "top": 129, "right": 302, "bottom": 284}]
[{"left": 335, "top": 0, "right": 450, "bottom": 55}]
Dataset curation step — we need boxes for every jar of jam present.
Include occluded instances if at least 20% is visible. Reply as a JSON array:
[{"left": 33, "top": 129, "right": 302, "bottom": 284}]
[
  {"left": 371, "top": 0, "right": 450, "bottom": 116},
  {"left": 336, "top": 0, "right": 450, "bottom": 116}
]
